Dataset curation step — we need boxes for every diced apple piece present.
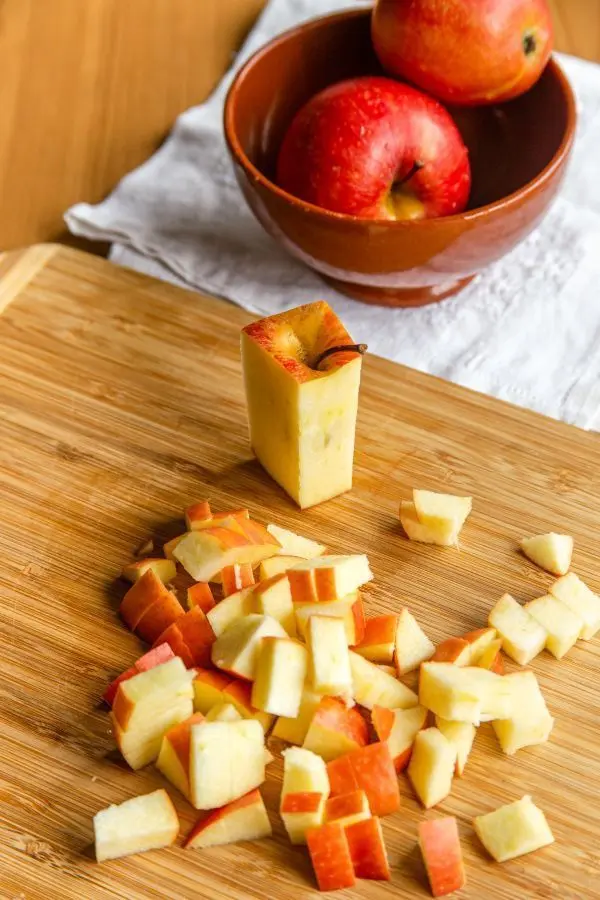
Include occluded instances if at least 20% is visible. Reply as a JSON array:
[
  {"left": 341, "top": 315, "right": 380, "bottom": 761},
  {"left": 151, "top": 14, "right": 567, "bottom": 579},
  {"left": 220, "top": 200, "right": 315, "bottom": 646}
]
[
  {"left": 236, "top": 518, "right": 282, "bottom": 549},
  {"left": 524, "top": 594, "right": 582, "bottom": 659},
  {"left": 223, "top": 680, "right": 275, "bottom": 732},
  {"left": 134, "top": 596, "right": 186, "bottom": 648},
  {"left": 267, "top": 523, "right": 326, "bottom": 559},
  {"left": 295, "top": 595, "right": 364, "bottom": 645},
  {"left": 462, "top": 627, "right": 498, "bottom": 664},
  {"left": 307, "top": 615, "right": 352, "bottom": 697},
  {"left": 378, "top": 664, "right": 397, "bottom": 676},
  {"left": 211, "top": 614, "right": 287, "bottom": 681},
  {"left": 153, "top": 621, "right": 194, "bottom": 668},
  {"left": 163, "top": 533, "right": 188, "bottom": 560},
  {"left": 394, "top": 608, "right": 435, "bottom": 675},
  {"left": 221, "top": 563, "right": 255, "bottom": 597},
  {"left": 474, "top": 795, "right": 554, "bottom": 862},
  {"left": 207, "top": 586, "right": 256, "bottom": 638},
  {"left": 521, "top": 532, "right": 573, "bottom": 577},
  {"left": 120, "top": 568, "right": 183, "bottom": 637},
  {"left": 325, "top": 790, "right": 370, "bottom": 828},
  {"left": 156, "top": 712, "right": 205, "bottom": 800},
  {"left": 488, "top": 594, "right": 547, "bottom": 665},
  {"left": 122, "top": 558, "right": 177, "bottom": 585},
  {"left": 259, "top": 555, "right": 303, "bottom": 580},
  {"left": 434, "top": 718, "right": 476, "bottom": 776},
  {"left": 93, "top": 789, "right": 179, "bottom": 862},
  {"left": 193, "top": 668, "right": 232, "bottom": 714},
  {"left": 413, "top": 490, "right": 472, "bottom": 534},
  {"left": 253, "top": 574, "right": 296, "bottom": 637},
  {"left": 491, "top": 671, "right": 553, "bottom": 755},
  {"left": 420, "top": 663, "right": 512, "bottom": 725},
  {"left": 432, "top": 637, "right": 471, "bottom": 665},
  {"left": 419, "top": 817, "right": 466, "bottom": 897},
  {"left": 252, "top": 637, "right": 308, "bottom": 717},
  {"left": 103, "top": 666, "right": 139, "bottom": 707},
  {"left": 282, "top": 746, "right": 330, "bottom": 795},
  {"left": 113, "top": 702, "right": 195, "bottom": 771},
  {"left": 102, "top": 643, "right": 175, "bottom": 706},
  {"left": 288, "top": 555, "right": 373, "bottom": 604},
  {"left": 184, "top": 788, "right": 271, "bottom": 849},
  {"left": 346, "top": 817, "right": 390, "bottom": 881},
  {"left": 350, "top": 651, "right": 419, "bottom": 710},
  {"left": 307, "top": 822, "right": 356, "bottom": 891},
  {"left": 354, "top": 615, "right": 398, "bottom": 663},
  {"left": 372, "top": 704, "right": 428, "bottom": 772},
  {"left": 327, "top": 743, "right": 400, "bottom": 817},
  {"left": 476, "top": 637, "right": 504, "bottom": 674},
  {"left": 549, "top": 572, "right": 600, "bottom": 640},
  {"left": 303, "top": 697, "right": 368, "bottom": 762},
  {"left": 400, "top": 500, "right": 459, "bottom": 547},
  {"left": 187, "top": 581, "right": 216, "bottom": 613},
  {"left": 407, "top": 728, "right": 456, "bottom": 809},
  {"left": 184, "top": 500, "right": 212, "bottom": 531},
  {"left": 190, "top": 719, "right": 266, "bottom": 810},
  {"left": 175, "top": 607, "right": 216, "bottom": 668},
  {"left": 205, "top": 702, "right": 242, "bottom": 722},
  {"left": 272, "top": 688, "right": 322, "bottom": 745},
  {"left": 281, "top": 792, "right": 327, "bottom": 845},
  {"left": 174, "top": 526, "right": 278, "bottom": 583}
]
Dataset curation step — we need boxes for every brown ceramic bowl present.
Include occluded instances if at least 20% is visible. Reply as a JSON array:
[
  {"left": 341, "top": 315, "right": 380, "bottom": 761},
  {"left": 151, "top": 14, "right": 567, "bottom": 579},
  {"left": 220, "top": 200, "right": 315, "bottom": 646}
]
[{"left": 224, "top": 9, "right": 576, "bottom": 307}]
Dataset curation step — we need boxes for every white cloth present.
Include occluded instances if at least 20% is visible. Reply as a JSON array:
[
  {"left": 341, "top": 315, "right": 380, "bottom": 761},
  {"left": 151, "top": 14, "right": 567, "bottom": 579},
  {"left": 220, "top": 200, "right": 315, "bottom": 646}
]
[{"left": 65, "top": 0, "right": 600, "bottom": 430}]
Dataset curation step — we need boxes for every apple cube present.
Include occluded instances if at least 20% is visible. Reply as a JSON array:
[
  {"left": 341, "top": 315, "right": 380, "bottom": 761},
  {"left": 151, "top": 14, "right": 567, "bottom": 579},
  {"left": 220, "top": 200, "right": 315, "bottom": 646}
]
[
  {"left": 372, "top": 704, "right": 428, "bottom": 772},
  {"left": 184, "top": 499, "right": 212, "bottom": 530},
  {"left": 282, "top": 746, "right": 330, "bottom": 795},
  {"left": 272, "top": 687, "right": 322, "bottom": 745},
  {"left": 420, "top": 663, "right": 512, "bottom": 724},
  {"left": 193, "top": 668, "right": 231, "bottom": 714},
  {"left": 419, "top": 817, "right": 466, "bottom": 897},
  {"left": 163, "top": 532, "right": 188, "bottom": 560},
  {"left": 221, "top": 562, "right": 255, "bottom": 597},
  {"left": 521, "top": 532, "right": 573, "bottom": 576},
  {"left": 327, "top": 742, "right": 400, "bottom": 817},
  {"left": 294, "top": 595, "right": 365, "bottom": 645},
  {"left": 120, "top": 568, "right": 183, "bottom": 638},
  {"left": 93, "top": 789, "right": 179, "bottom": 862},
  {"left": 354, "top": 614, "right": 398, "bottom": 663},
  {"left": 288, "top": 555, "right": 373, "bottom": 604},
  {"left": 306, "top": 821, "right": 356, "bottom": 891},
  {"left": 549, "top": 572, "right": 600, "bottom": 640},
  {"left": 174, "top": 526, "right": 279, "bottom": 582},
  {"left": 223, "top": 679, "right": 275, "bottom": 732},
  {"left": 186, "top": 581, "right": 216, "bottom": 613},
  {"left": 394, "top": 608, "right": 435, "bottom": 674},
  {"left": 350, "top": 651, "right": 419, "bottom": 710},
  {"left": 205, "top": 702, "right": 242, "bottom": 722},
  {"left": 190, "top": 719, "right": 265, "bottom": 809},
  {"left": 153, "top": 621, "right": 195, "bottom": 668},
  {"left": 121, "top": 558, "right": 177, "bottom": 585},
  {"left": 174, "top": 606, "right": 216, "bottom": 668},
  {"left": 400, "top": 500, "right": 459, "bottom": 546},
  {"left": 307, "top": 615, "right": 352, "bottom": 697},
  {"left": 524, "top": 594, "right": 582, "bottom": 659},
  {"left": 184, "top": 788, "right": 271, "bottom": 849},
  {"left": 241, "top": 303, "right": 364, "bottom": 510},
  {"left": 431, "top": 637, "right": 471, "bottom": 665},
  {"left": 206, "top": 586, "right": 256, "bottom": 637},
  {"left": 434, "top": 718, "right": 476, "bottom": 776},
  {"left": 303, "top": 697, "right": 368, "bottom": 762},
  {"left": 476, "top": 637, "right": 504, "bottom": 674},
  {"left": 413, "top": 490, "right": 472, "bottom": 535},
  {"left": 211, "top": 614, "right": 287, "bottom": 681},
  {"left": 156, "top": 712, "right": 205, "bottom": 800},
  {"left": 345, "top": 817, "right": 390, "bottom": 881},
  {"left": 407, "top": 728, "right": 456, "bottom": 809},
  {"left": 252, "top": 637, "right": 308, "bottom": 717},
  {"left": 102, "top": 643, "right": 175, "bottom": 706},
  {"left": 474, "top": 795, "right": 554, "bottom": 862},
  {"left": 253, "top": 574, "right": 296, "bottom": 637},
  {"left": 259, "top": 554, "right": 303, "bottom": 580},
  {"left": 488, "top": 594, "right": 547, "bottom": 665},
  {"left": 325, "top": 790, "right": 370, "bottom": 828},
  {"left": 491, "top": 671, "right": 553, "bottom": 755},
  {"left": 266, "top": 523, "right": 326, "bottom": 559},
  {"left": 280, "top": 791, "right": 327, "bottom": 845}
]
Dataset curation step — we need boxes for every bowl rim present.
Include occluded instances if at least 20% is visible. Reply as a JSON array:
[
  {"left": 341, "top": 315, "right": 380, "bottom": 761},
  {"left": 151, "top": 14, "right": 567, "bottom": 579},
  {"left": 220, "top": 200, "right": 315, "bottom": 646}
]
[{"left": 223, "top": 7, "right": 577, "bottom": 227}]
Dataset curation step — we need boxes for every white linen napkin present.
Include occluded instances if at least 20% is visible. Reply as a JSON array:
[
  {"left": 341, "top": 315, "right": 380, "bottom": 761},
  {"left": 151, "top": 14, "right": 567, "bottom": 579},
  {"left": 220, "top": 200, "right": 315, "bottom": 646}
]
[{"left": 65, "top": 0, "right": 600, "bottom": 430}]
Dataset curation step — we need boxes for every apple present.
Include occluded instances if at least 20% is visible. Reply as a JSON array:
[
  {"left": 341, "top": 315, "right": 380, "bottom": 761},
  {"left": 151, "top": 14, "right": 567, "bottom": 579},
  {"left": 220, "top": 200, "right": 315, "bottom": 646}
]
[
  {"left": 327, "top": 742, "right": 400, "bottom": 817},
  {"left": 371, "top": 704, "right": 428, "bottom": 772},
  {"left": 259, "top": 554, "right": 303, "bottom": 580},
  {"left": 418, "top": 817, "right": 466, "bottom": 898},
  {"left": 488, "top": 594, "right": 547, "bottom": 665},
  {"left": 434, "top": 718, "right": 476, "bottom": 777},
  {"left": 193, "top": 668, "right": 232, "bottom": 714},
  {"left": 189, "top": 719, "right": 266, "bottom": 810},
  {"left": 173, "top": 525, "right": 280, "bottom": 582},
  {"left": 102, "top": 643, "right": 175, "bottom": 707},
  {"left": 521, "top": 532, "right": 573, "bottom": 576},
  {"left": 420, "top": 662, "right": 512, "bottom": 724},
  {"left": 491, "top": 670, "right": 553, "bottom": 755},
  {"left": 306, "top": 822, "right": 356, "bottom": 892},
  {"left": 282, "top": 746, "right": 330, "bottom": 795},
  {"left": 266, "top": 523, "right": 326, "bottom": 559},
  {"left": 307, "top": 615, "right": 352, "bottom": 698},
  {"left": 372, "top": 0, "right": 554, "bottom": 106},
  {"left": 345, "top": 817, "right": 391, "bottom": 882},
  {"left": 349, "top": 651, "right": 419, "bottom": 710},
  {"left": 205, "top": 702, "right": 242, "bottom": 722},
  {"left": 220, "top": 562, "right": 255, "bottom": 597},
  {"left": 170, "top": 607, "right": 215, "bottom": 668},
  {"left": 325, "top": 789, "right": 370, "bottom": 828},
  {"left": 211, "top": 614, "right": 288, "bottom": 681},
  {"left": 272, "top": 687, "right": 322, "bottom": 745},
  {"left": 121, "top": 558, "right": 177, "bottom": 585},
  {"left": 433, "top": 627, "right": 497, "bottom": 666},
  {"left": 287, "top": 555, "right": 373, "bottom": 604},
  {"left": 184, "top": 499, "right": 212, "bottom": 530},
  {"left": 473, "top": 795, "right": 554, "bottom": 862},
  {"left": 407, "top": 728, "right": 456, "bottom": 809},
  {"left": 241, "top": 302, "right": 364, "bottom": 510},
  {"left": 163, "top": 533, "right": 187, "bottom": 560},
  {"left": 400, "top": 501, "right": 460, "bottom": 547},
  {"left": 186, "top": 581, "right": 215, "bottom": 613},
  {"left": 253, "top": 574, "right": 296, "bottom": 637},
  {"left": 294, "top": 594, "right": 365, "bottom": 646},
  {"left": 476, "top": 637, "right": 504, "bottom": 674},
  {"left": 303, "top": 697, "right": 368, "bottom": 762},
  {"left": 413, "top": 490, "right": 472, "bottom": 534},
  {"left": 156, "top": 712, "right": 206, "bottom": 800},
  {"left": 277, "top": 77, "right": 470, "bottom": 221},
  {"left": 222, "top": 679, "right": 275, "bottom": 733},
  {"left": 280, "top": 791, "right": 327, "bottom": 845},
  {"left": 354, "top": 614, "right": 398, "bottom": 664},
  {"left": 120, "top": 568, "right": 184, "bottom": 640},
  {"left": 152, "top": 621, "right": 195, "bottom": 668},
  {"left": 184, "top": 788, "right": 271, "bottom": 850},
  {"left": 549, "top": 573, "right": 600, "bottom": 640},
  {"left": 394, "top": 608, "right": 435, "bottom": 675},
  {"left": 93, "top": 789, "right": 179, "bottom": 862},
  {"left": 524, "top": 594, "right": 582, "bottom": 659},
  {"left": 206, "top": 586, "right": 256, "bottom": 637},
  {"left": 251, "top": 636, "right": 308, "bottom": 717}
]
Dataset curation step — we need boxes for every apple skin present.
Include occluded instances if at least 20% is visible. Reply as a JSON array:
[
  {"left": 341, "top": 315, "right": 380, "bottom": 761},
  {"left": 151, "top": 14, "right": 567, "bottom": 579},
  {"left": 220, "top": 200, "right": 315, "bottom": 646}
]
[
  {"left": 372, "top": 0, "right": 554, "bottom": 107},
  {"left": 276, "top": 76, "right": 470, "bottom": 221}
]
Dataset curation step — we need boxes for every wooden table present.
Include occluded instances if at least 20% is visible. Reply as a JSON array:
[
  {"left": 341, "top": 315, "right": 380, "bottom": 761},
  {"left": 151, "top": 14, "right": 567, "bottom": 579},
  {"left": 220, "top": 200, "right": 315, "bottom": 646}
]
[{"left": 0, "top": 0, "right": 598, "bottom": 251}]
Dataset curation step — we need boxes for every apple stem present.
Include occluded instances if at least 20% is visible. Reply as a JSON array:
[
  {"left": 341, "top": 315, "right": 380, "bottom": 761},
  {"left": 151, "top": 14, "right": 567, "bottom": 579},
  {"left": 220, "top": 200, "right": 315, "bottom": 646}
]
[
  {"left": 394, "top": 161, "right": 424, "bottom": 190},
  {"left": 314, "top": 343, "right": 368, "bottom": 369}
]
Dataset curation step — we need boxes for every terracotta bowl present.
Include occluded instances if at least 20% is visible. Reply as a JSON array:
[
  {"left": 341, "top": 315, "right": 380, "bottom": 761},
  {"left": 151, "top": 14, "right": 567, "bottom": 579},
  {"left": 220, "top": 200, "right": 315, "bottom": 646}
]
[{"left": 224, "top": 9, "right": 576, "bottom": 308}]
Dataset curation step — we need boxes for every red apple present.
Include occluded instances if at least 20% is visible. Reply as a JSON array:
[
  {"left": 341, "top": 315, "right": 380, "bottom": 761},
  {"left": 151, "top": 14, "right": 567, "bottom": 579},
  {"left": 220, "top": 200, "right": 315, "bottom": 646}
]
[
  {"left": 372, "top": 0, "right": 553, "bottom": 106},
  {"left": 276, "top": 76, "right": 470, "bottom": 221}
]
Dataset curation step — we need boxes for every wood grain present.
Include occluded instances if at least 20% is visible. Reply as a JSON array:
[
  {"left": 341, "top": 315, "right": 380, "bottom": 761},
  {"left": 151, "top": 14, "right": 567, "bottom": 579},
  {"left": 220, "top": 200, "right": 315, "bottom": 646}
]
[
  {"left": 1, "top": 245, "right": 600, "bottom": 899},
  {"left": 0, "top": 0, "right": 598, "bottom": 252}
]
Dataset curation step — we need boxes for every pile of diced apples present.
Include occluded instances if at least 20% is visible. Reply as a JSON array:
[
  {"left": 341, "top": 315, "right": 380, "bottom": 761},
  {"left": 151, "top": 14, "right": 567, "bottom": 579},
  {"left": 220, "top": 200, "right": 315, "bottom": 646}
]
[{"left": 92, "top": 492, "right": 600, "bottom": 894}]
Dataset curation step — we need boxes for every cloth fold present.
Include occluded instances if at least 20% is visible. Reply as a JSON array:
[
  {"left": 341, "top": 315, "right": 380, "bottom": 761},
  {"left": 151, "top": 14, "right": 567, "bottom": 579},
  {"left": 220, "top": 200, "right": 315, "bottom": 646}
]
[{"left": 66, "top": 0, "right": 600, "bottom": 430}]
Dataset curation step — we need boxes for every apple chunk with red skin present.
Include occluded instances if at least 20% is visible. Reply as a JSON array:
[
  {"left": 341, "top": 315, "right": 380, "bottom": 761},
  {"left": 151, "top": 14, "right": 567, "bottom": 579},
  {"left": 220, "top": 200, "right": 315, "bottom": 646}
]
[
  {"left": 184, "top": 789, "right": 271, "bottom": 849},
  {"left": 277, "top": 76, "right": 470, "bottom": 221},
  {"left": 419, "top": 816, "right": 466, "bottom": 897}
]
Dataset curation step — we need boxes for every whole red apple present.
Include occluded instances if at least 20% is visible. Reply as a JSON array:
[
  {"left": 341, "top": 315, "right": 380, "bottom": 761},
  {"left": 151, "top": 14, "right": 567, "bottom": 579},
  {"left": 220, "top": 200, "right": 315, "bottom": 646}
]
[
  {"left": 276, "top": 76, "right": 471, "bottom": 220},
  {"left": 372, "top": 0, "right": 554, "bottom": 106}
]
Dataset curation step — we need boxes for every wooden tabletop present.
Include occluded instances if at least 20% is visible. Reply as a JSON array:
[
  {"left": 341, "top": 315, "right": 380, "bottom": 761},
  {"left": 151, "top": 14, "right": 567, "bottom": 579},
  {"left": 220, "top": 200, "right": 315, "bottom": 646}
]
[{"left": 0, "top": 0, "right": 598, "bottom": 252}]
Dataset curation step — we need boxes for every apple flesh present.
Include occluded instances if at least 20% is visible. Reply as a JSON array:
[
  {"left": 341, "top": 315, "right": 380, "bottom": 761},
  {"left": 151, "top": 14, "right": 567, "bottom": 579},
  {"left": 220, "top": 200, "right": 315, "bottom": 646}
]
[
  {"left": 93, "top": 789, "right": 179, "bottom": 862},
  {"left": 407, "top": 727, "right": 456, "bottom": 809},
  {"left": 189, "top": 719, "right": 266, "bottom": 810},
  {"left": 184, "top": 789, "right": 272, "bottom": 849},
  {"left": 418, "top": 816, "right": 466, "bottom": 897},
  {"left": 521, "top": 532, "right": 573, "bottom": 576},
  {"left": 372, "top": 0, "right": 554, "bottom": 106},
  {"left": 473, "top": 795, "right": 554, "bottom": 862},
  {"left": 327, "top": 742, "right": 400, "bottom": 818},
  {"left": 277, "top": 76, "right": 470, "bottom": 221}
]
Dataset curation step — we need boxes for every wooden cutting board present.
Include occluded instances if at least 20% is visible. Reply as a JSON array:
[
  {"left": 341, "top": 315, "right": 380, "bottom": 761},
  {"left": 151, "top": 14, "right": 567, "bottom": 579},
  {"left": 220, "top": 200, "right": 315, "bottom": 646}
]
[{"left": 1, "top": 244, "right": 599, "bottom": 900}]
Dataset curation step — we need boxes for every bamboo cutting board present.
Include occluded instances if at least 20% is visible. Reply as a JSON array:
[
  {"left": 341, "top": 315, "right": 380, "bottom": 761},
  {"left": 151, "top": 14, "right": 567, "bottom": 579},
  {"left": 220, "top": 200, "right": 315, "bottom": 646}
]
[{"left": 1, "top": 245, "right": 599, "bottom": 900}]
